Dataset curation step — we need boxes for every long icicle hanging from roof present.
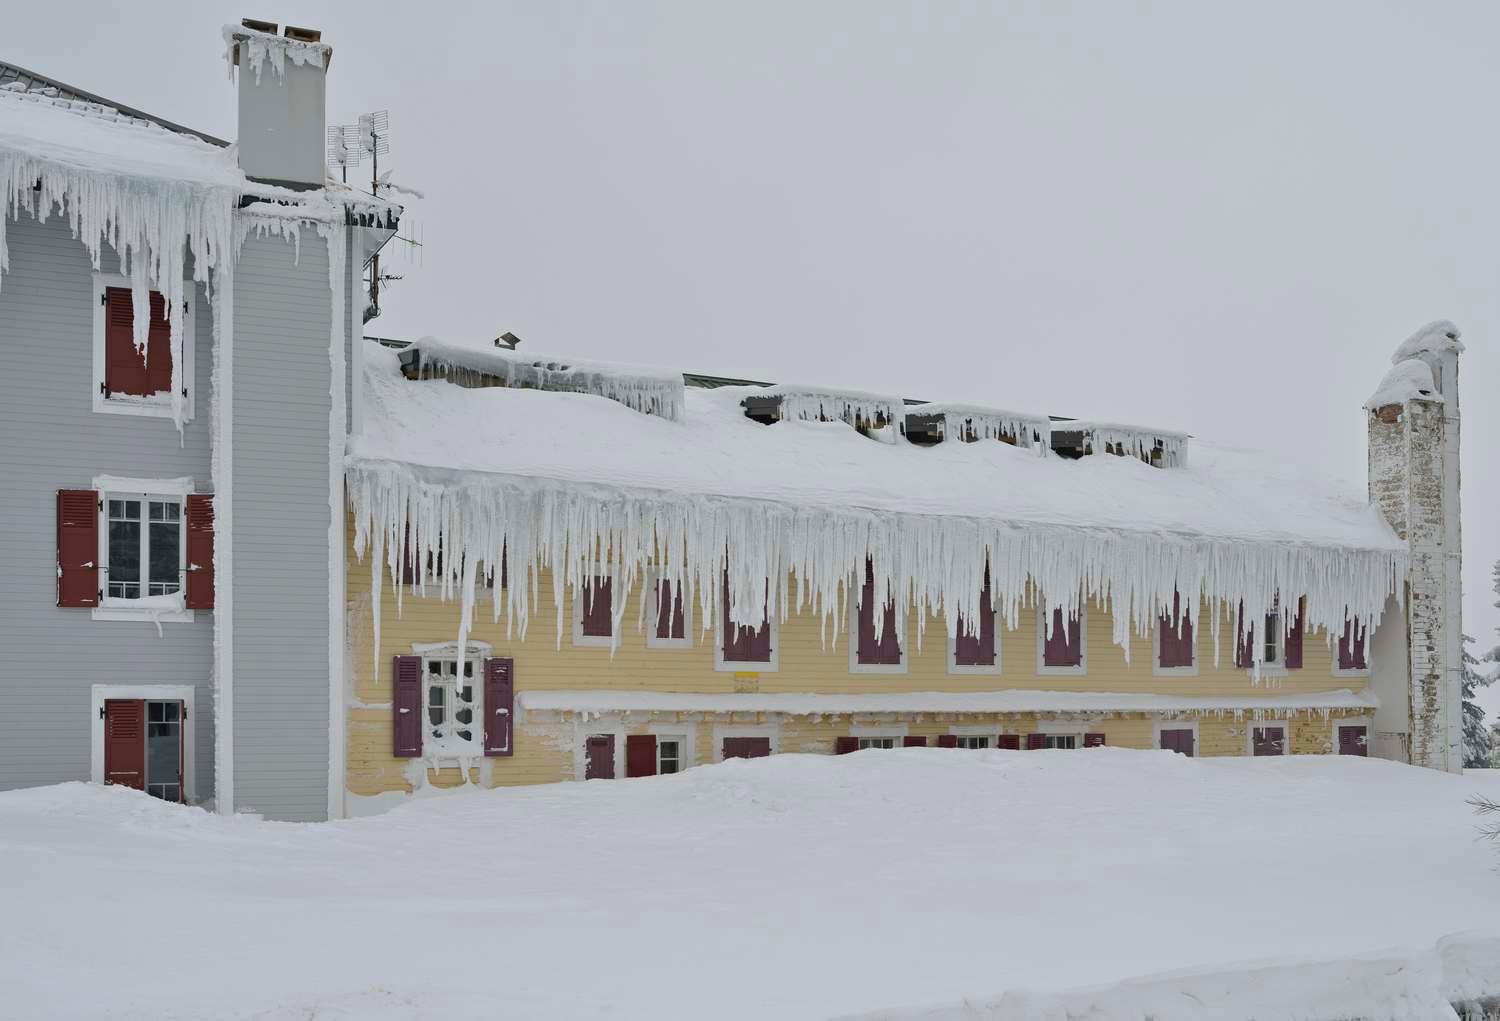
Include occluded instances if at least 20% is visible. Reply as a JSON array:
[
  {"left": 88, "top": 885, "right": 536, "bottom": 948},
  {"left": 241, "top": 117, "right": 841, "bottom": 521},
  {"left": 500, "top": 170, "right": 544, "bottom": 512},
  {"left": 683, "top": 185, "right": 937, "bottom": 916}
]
[{"left": 346, "top": 458, "right": 1406, "bottom": 685}]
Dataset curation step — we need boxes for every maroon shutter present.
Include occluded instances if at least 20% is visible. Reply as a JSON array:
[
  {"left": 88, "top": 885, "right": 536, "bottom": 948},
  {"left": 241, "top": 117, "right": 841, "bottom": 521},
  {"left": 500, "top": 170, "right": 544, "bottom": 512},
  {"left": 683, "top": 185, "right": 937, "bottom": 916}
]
[
  {"left": 392, "top": 656, "right": 423, "bottom": 757},
  {"left": 400, "top": 524, "right": 415, "bottom": 585},
  {"left": 483, "top": 657, "right": 514, "bottom": 757},
  {"left": 1234, "top": 602, "right": 1254, "bottom": 668},
  {"left": 1043, "top": 608, "right": 1081, "bottom": 667},
  {"left": 902, "top": 736, "right": 927, "bottom": 747},
  {"left": 856, "top": 560, "right": 903, "bottom": 665},
  {"left": 1161, "top": 728, "right": 1194, "bottom": 757},
  {"left": 103, "top": 287, "right": 150, "bottom": 397},
  {"left": 1338, "top": 617, "right": 1367, "bottom": 670},
  {"left": 103, "top": 699, "right": 146, "bottom": 790},
  {"left": 1284, "top": 599, "right": 1304, "bottom": 669},
  {"left": 996, "top": 734, "right": 1020, "bottom": 750},
  {"left": 936, "top": 734, "right": 959, "bottom": 749},
  {"left": 655, "top": 579, "right": 685, "bottom": 640},
  {"left": 585, "top": 734, "right": 616, "bottom": 778},
  {"left": 834, "top": 736, "right": 860, "bottom": 755},
  {"left": 1252, "top": 725, "right": 1285, "bottom": 756},
  {"left": 723, "top": 737, "right": 771, "bottom": 759},
  {"left": 1025, "top": 733, "right": 1047, "bottom": 750},
  {"left": 57, "top": 489, "right": 100, "bottom": 607},
  {"left": 1158, "top": 592, "right": 1178, "bottom": 668},
  {"left": 721, "top": 572, "right": 772, "bottom": 663},
  {"left": 145, "top": 291, "right": 173, "bottom": 395},
  {"left": 625, "top": 734, "right": 657, "bottom": 776},
  {"left": 1337, "top": 724, "right": 1368, "bottom": 757},
  {"left": 581, "top": 577, "right": 614, "bottom": 637},
  {"left": 1083, "top": 733, "right": 1106, "bottom": 748},
  {"left": 184, "top": 494, "right": 214, "bottom": 610},
  {"left": 954, "top": 566, "right": 994, "bottom": 666}
]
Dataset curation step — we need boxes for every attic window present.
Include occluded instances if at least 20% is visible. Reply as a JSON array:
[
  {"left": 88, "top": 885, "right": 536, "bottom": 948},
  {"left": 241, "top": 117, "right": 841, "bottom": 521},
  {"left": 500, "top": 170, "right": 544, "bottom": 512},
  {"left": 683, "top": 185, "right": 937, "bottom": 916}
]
[
  {"left": 740, "top": 388, "right": 902, "bottom": 441},
  {"left": 901, "top": 405, "right": 1050, "bottom": 454},
  {"left": 1048, "top": 421, "right": 1187, "bottom": 468}
]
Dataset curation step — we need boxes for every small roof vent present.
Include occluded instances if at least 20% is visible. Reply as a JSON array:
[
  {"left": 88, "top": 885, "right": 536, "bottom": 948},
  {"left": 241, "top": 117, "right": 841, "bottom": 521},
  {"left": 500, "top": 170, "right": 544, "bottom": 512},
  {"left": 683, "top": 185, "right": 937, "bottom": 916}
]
[
  {"left": 240, "top": 18, "right": 279, "bottom": 33},
  {"left": 495, "top": 331, "right": 522, "bottom": 350},
  {"left": 283, "top": 25, "right": 322, "bottom": 43}
]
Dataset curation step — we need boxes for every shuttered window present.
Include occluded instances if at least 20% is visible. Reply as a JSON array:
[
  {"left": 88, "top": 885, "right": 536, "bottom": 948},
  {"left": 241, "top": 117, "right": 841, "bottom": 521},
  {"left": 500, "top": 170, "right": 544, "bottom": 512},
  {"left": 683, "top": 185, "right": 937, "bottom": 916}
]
[
  {"left": 720, "top": 573, "right": 774, "bottom": 665},
  {"left": 57, "top": 489, "right": 100, "bottom": 607},
  {"left": 1252, "top": 724, "right": 1287, "bottom": 756},
  {"left": 102, "top": 287, "right": 173, "bottom": 399},
  {"left": 573, "top": 576, "right": 615, "bottom": 644},
  {"left": 392, "top": 656, "right": 424, "bottom": 757},
  {"left": 648, "top": 577, "right": 689, "bottom": 647},
  {"left": 1337, "top": 617, "right": 1368, "bottom": 672},
  {"left": 722, "top": 736, "right": 771, "bottom": 759},
  {"left": 1159, "top": 728, "right": 1195, "bottom": 756},
  {"left": 952, "top": 566, "right": 997, "bottom": 670},
  {"left": 625, "top": 734, "right": 658, "bottom": 777},
  {"left": 1040, "top": 606, "right": 1084, "bottom": 671},
  {"left": 184, "top": 494, "right": 214, "bottom": 609},
  {"left": 854, "top": 559, "right": 903, "bottom": 668},
  {"left": 996, "top": 735, "right": 1020, "bottom": 750},
  {"left": 1156, "top": 590, "right": 1194, "bottom": 669},
  {"left": 1083, "top": 733, "right": 1106, "bottom": 748},
  {"left": 483, "top": 658, "right": 514, "bottom": 757}
]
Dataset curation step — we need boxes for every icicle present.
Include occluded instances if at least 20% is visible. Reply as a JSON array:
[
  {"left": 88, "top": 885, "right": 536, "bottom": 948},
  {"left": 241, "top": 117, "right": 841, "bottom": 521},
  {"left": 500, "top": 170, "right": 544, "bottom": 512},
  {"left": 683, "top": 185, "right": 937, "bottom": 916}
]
[
  {"left": 906, "top": 402, "right": 1051, "bottom": 454},
  {"left": 221, "top": 24, "right": 331, "bottom": 85},
  {"left": 1061, "top": 420, "right": 1189, "bottom": 467},
  {"left": 761, "top": 385, "right": 904, "bottom": 438}
]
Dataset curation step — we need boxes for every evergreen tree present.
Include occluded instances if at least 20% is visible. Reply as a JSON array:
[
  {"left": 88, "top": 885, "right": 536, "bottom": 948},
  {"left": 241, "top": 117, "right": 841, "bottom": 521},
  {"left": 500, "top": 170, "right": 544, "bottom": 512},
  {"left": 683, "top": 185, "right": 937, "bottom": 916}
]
[{"left": 1462, "top": 634, "right": 1495, "bottom": 768}]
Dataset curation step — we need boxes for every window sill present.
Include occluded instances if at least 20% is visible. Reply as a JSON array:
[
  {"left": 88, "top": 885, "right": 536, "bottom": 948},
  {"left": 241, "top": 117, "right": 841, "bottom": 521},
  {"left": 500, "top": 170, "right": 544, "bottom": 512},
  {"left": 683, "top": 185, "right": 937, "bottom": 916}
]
[
  {"left": 92, "top": 606, "right": 195, "bottom": 624},
  {"left": 1331, "top": 667, "right": 1372, "bottom": 679},
  {"left": 571, "top": 633, "right": 618, "bottom": 649},
  {"left": 645, "top": 636, "right": 693, "bottom": 650},
  {"left": 92, "top": 393, "right": 188, "bottom": 421},
  {"left": 1152, "top": 664, "right": 1200, "bottom": 677},
  {"left": 850, "top": 661, "right": 909, "bottom": 675},
  {"left": 948, "top": 662, "right": 1002, "bottom": 676},
  {"left": 1036, "top": 663, "right": 1087, "bottom": 677},
  {"left": 714, "top": 657, "right": 778, "bottom": 673}
]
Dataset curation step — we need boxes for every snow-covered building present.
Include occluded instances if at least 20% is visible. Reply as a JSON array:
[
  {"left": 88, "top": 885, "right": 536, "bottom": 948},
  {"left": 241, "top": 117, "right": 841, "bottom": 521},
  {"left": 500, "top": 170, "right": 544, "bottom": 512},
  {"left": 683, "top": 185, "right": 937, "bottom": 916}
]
[
  {"left": 339, "top": 321, "right": 1465, "bottom": 804},
  {"left": 0, "top": 23, "right": 400, "bottom": 821}
]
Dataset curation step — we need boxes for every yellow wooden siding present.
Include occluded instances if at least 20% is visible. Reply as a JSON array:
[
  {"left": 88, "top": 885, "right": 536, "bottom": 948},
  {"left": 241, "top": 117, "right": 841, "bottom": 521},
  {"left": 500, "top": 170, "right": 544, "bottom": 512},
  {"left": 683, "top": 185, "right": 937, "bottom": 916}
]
[{"left": 344, "top": 524, "right": 1372, "bottom": 792}]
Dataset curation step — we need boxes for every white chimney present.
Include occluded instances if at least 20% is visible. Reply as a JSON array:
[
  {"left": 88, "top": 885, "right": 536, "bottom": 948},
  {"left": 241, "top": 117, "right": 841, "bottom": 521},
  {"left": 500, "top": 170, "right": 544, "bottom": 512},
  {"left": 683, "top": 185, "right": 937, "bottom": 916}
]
[{"left": 226, "top": 19, "right": 333, "bottom": 187}]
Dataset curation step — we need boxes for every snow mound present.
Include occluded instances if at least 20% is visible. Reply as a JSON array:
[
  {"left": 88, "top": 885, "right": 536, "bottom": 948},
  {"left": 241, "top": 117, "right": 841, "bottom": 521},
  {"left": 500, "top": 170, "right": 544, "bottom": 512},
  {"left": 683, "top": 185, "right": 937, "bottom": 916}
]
[
  {"left": 1365, "top": 359, "right": 1439, "bottom": 411},
  {"left": 1391, "top": 320, "right": 1463, "bottom": 364}
]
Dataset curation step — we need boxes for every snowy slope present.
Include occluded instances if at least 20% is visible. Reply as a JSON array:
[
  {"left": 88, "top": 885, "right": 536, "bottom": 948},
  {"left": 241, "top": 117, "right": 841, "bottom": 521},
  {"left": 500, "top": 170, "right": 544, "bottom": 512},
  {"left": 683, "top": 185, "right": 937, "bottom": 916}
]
[{"left": 3, "top": 754, "right": 1497, "bottom": 1020}]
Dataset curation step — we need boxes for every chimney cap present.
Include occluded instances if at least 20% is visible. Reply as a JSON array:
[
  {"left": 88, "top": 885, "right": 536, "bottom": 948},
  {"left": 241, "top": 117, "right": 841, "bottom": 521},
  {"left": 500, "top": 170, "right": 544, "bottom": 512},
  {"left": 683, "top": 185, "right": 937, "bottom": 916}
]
[
  {"left": 240, "top": 17, "right": 278, "bottom": 34},
  {"left": 283, "top": 25, "right": 322, "bottom": 43},
  {"left": 496, "top": 332, "right": 522, "bottom": 350}
]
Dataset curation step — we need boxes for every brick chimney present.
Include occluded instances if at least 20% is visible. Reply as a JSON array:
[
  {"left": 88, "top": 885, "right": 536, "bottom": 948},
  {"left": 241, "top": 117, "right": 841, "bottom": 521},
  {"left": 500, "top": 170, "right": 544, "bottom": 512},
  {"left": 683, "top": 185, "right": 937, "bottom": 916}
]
[
  {"left": 1365, "top": 321, "right": 1465, "bottom": 772},
  {"left": 226, "top": 19, "right": 332, "bottom": 188}
]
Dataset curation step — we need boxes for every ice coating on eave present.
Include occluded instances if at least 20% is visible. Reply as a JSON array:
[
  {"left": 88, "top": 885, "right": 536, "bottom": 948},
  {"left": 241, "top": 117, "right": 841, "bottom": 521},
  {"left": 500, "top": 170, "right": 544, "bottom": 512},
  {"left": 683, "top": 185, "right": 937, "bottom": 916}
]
[
  {"left": 1364, "top": 359, "right": 1438, "bottom": 411},
  {"left": 1391, "top": 320, "right": 1463, "bottom": 364},
  {"left": 759, "top": 384, "right": 905, "bottom": 437},
  {"left": 222, "top": 25, "right": 332, "bottom": 85},
  {"left": 410, "top": 337, "right": 686, "bottom": 421},
  {"left": 907, "top": 401, "right": 1051, "bottom": 455},
  {"left": 1059, "top": 420, "right": 1189, "bottom": 467}
]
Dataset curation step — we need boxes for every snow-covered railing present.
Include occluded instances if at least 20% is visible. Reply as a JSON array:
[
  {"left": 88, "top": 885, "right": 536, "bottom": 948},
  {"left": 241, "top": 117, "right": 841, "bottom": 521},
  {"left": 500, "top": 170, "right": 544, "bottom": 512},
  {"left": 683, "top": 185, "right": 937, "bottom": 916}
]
[
  {"left": 903, "top": 402, "right": 1050, "bottom": 455},
  {"left": 1052, "top": 420, "right": 1189, "bottom": 468},
  {"left": 398, "top": 338, "right": 686, "bottom": 421}
]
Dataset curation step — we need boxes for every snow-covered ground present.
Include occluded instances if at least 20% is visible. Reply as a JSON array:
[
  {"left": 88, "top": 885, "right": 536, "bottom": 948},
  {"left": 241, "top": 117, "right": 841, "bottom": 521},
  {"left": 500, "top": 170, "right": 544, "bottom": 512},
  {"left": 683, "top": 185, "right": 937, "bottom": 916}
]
[{"left": 3, "top": 752, "right": 1498, "bottom": 1020}]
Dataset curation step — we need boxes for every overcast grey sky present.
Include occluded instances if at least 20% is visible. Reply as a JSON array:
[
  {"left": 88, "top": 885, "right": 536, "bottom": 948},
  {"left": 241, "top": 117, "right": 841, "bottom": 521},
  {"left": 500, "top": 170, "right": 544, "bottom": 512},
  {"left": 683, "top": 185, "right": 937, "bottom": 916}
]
[{"left": 11, "top": 1, "right": 1497, "bottom": 714}]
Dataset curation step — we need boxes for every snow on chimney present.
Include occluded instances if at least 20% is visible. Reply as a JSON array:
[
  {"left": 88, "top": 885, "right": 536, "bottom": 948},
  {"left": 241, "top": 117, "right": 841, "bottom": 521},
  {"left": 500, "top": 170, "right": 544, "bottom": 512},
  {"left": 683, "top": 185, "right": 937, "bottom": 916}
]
[{"left": 224, "top": 19, "right": 333, "bottom": 188}]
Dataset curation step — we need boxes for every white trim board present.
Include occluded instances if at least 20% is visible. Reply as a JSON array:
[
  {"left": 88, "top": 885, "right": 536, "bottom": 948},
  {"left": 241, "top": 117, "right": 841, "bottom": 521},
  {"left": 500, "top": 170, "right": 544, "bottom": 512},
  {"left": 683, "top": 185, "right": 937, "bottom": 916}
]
[{"left": 90, "top": 684, "right": 198, "bottom": 804}]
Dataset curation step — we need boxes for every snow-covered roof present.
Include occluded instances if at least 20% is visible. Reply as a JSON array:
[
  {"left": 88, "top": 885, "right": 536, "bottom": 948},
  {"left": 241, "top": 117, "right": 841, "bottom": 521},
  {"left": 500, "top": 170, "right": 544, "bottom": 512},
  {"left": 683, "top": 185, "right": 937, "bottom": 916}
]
[
  {"left": 1052, "top": 419, "right": 1190, "bottom": 467},
  {"left": 904, "top": 402, "right": 1051, "bottom": 453},
  {"left": 1365, "top": 359, "right": 1439, "bottom": 411},
  {"left": 1392, "top": 320, "right": 1463, "bottom": 364}
]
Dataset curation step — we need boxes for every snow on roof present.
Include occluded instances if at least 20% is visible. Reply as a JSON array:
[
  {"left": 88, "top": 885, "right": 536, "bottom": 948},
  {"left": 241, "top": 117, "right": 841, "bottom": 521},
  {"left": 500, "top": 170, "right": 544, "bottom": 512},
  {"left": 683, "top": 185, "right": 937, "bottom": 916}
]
[
  {"left": 756, "top": 383, "right": 906, "bottom": 430},
  {"left": 1365, "top": 359, "right": 1439, "bottom": 411},
  {"left": 1391, "top": 320, "right": 1463, "bottom": 364},
  {"left": 406, "top": 336, "right": 686, "bottom": 420},
  {"left": 904, "top": 402, "right": 1051, "bottom": 453},
  {"left": 518, "top": 688, "right": 1379, "bottom": 719},
  {"left": 348, "top": 342, "right": 1404, "bottom": 675},
  {"left": 1053, "top": 419, "right": 1190, "bottom": 467}
]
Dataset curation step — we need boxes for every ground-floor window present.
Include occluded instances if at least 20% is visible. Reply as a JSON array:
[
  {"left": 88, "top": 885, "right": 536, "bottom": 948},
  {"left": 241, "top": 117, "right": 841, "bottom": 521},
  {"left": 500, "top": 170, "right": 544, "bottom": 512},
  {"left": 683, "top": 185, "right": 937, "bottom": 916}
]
[
  {"left": 1042, "top": 734, "right": 1077, "bottom": 750},
  {"left": 658, "top": 737, "right": 684, "bottom": 774},
  {"left": 1336, "top": 723, "right": 1369, "bottom": 757},
  {"left": 857, "top": 736, "right": 900, "bottom": 750},
  {"left": 424, "top": 658, "right": 476, "bottom": 742},
  {"left": 1251, "top": 723, "right": 1288, "bottom": 756},
  {"left": 585, "top": 733, "right": 616, "bottom": 779},
  {"left": 954, "top": 735, "right": 991, "bottom": 750},
  {"left": 101, "top": 696, "right": 185, "bottom": 802},
  {"left": 722, "top": 736, "right": 772, "bottom": 759},
  {"left": 1159, "top": 727, "right": 1195, "bottom": 757}
]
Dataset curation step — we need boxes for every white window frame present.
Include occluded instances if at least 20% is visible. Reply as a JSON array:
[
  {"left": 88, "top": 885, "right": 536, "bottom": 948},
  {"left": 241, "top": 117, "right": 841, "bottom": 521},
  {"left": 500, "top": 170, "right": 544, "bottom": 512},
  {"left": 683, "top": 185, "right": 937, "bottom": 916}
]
[
  {"left": 1151, "top": 609, "right": 1199, "bottom": 678},
  {"left": 848, "top": 588, "right": 909, "bottom": 675},
  {"left": 948, "top": 723, "right": 1009, "bottom": 748},
  {"left": 648, "top": 726, "right": 694, "bottom": 775},
  {"left": 1153, "top": 719, "right": 1200, "bottom": 753},
  {"left": 91, "top": 273, "right": 196, "bottom": 421},
  {"left": 91, "top": 475, "right": 194, "bottom": 623},
  {"left": 1035, "top": 723, "right": 1086, "bottom": 750},
  {"left": 947, "top": 607, "right": 1002, "bottom": 676},
  {"left": 645, "top": 572, "right": 693, "bottom": 649},
  {"left": 711, "top": 722, "right": 780, "bottom": 762},
  {"left": 1035, "top": 602, "right": 1088, "bottom": 676},
  {"left": 89, "top": 683, "right": 197, "bottom": 804},
  {"left": 713, "top": 590, "right": 779, "bottom": 673},
  {"left": 1247, "top": 719, "right": 1291, "bottom": 757},
  {"left": 571, "top": 574, "right": 619, "bottom": 648},
  {"left": 953, "top": 735, "right": 992, "bottom": 750},
  {"left": 412, "top": 640, "right": 491, "bottom": 749},
  {"left": 1333, "top": 717, "right": 1373, "bottom": 754}
]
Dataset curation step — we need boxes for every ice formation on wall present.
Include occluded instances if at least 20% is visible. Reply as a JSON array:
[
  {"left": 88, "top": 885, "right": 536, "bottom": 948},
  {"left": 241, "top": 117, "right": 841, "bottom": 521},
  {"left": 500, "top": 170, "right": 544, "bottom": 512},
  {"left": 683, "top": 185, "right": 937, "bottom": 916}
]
[
  {"left": 221, "top": 24, "right": 332, "bottom": 85},
  {"left": 408, "top": 338, "right": 686, "bottom": 420},
  {"left": 906, "top": 402, "right": 1051, "bottom": 454},
  {"left": 1060, "top": 420, "right": 1189, "bottom": 467},
  {"left": 1364, "top": 359, "right": 1439, "bottom": 411},
  {"left": 347, "top": 456, "right": 1405, "bottom": 683}
]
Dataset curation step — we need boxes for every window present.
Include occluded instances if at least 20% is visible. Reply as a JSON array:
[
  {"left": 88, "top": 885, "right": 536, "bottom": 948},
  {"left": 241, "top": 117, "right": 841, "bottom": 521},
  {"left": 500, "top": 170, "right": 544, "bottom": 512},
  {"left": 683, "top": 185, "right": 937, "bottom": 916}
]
[
  {"left": 1336, "top": 617, "right": 1369, "bottom": 675},
  {"left": 1336, "top": 722, "right": 1369, "bottom": 756},
  {"left": 647, "top": 576, "right": 691, "bottom": 649},
  {"left": 425, "top": 658, "right": 476, "bottom": 742},
  {"left": 1042, "top": 734, "right": 1077, "bottom": 750},
  {"left": 1251, "top": 723, "right": 1288, "bottom": 756},
  {"left": 1154, "top": 590, "right": 1197, "bottom": 675},
  {"left": 91, "top": 276, "right": 195, "bottom": 420},
  {"left": 1262, "top": 613, "right": 1282, "bottom": 666},
  {"left": 1037, "top": 603, "right": 1086, "bottom": 674},
  {"left": 851, "top": 559, "right": 905, "bottom": 672},
  {"left": 716, "top": 573, "right": 777, "bottom": 671},
  {"left": 144, "top": 701, "right": 183, "bottom": 802},
  {"left": 857, "top": 736, "right": 899, "bottom": 750},
  {"left": 94, "top": 478, "right": 195, "bottom": 621},
  {"left": 1157, "top": 723, "right": 1197, "bottom": 757},
  {"left": 572, "top": 576, "right": 616, "bottom": 647},
  {"left": 954, "top": 735, "right": 991, "bottom": 750},
  {"left": 657, "top": 738, "right": 683, "bottom": 774},
  {"left": 950, "top": 566, "right": 999, "bottom": 674}
]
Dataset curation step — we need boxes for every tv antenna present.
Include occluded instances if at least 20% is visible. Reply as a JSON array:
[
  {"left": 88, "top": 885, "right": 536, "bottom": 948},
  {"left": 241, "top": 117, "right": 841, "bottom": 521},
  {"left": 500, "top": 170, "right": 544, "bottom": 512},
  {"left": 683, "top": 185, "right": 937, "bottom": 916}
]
[{"left": 327, "top": 110, "right": 416, "bottom": 322}]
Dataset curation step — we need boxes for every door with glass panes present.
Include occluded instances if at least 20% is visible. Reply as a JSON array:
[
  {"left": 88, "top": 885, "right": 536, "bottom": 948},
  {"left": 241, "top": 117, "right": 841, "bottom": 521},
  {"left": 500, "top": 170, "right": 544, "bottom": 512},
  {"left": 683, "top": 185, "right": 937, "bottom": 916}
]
[{"left": 103, "top": 699, "right": 184, "bottom": 802}]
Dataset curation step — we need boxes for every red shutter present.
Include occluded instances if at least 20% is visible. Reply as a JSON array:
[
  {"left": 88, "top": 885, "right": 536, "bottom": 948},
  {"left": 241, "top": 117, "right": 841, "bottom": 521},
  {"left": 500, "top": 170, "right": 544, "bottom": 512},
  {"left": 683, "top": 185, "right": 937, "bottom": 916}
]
[
  {"left": 856, "top": 560, "right": 903, "bottom": 665},
  {"left": 1083, "top": 733, "right": 1106, "bottom": 748},
  {"left": 656, "top": 579, "right": 685, "bottom": 640},
  {"left": 1234, "top": 602, "right": 1254, "bottom": 668},
  {"left": 902, "top": 736, "right": 927, "bottom": 747},
  {"left": 103, "top": 698, "right": 146, "bottom": 790},
  {"left": 1161, "top": 728, "right": 1195, "bottom": 757},
  {"left": 996, "top": 734, "right": 1020, "bottom": 750},
  {"left": 1025, "top": 733, "right": 1047, "bottom": 750},
  {"left": 834, "top": 736, "right": 860, "bottom": 755},
  {"left": 1338, "top": 617, "right": 1367, "bottom": 670},
  {"left": 721, "top": 572, "right": 772, "bottom": 663},
  {"left": 1337, "top": 724, "right": 1368, "bottom": 757},
  {"left": 392, "top": 656, "right": 424, "bottom": 757},
  {"left": 1158, "top": 590, "right": 1192, "bottom": 668},
  {"left": 585, "top": 734, "right": 616, "bottom": 778},
  {"left": 936, "top": 734, "right": 959, "bottom": 749},
  {"left": 57, "top": 490, "right": 100, "bottom": 607},
  {"left": 144, "top": 291, "right": 173, "bottom": 395},
  {"left": 483, "top": 657, "right": 514, "bottom": 757},
  {"left": 581, "top": 577, "right": 614, "bottom": 637},
  {"left": 1043, "top": 608, "right": 1081, "bottom": 667},
  {"left": 184, "top": 494, "right": 214, "bottom": 610},
  {"left": 1252, "top": 725, "right": 1285, "bottom": 756},
  {"left": 723, "top": 736, "right": 771, "bottom": 759},
  {"left": 625, "top": 734, "right": 657, "bottom": 776},
  {"left": 1284, "top": 599, "right": 1304, "bottom": 669},
  {"left": 103, "top": 287, "right": 149, "bottom": 397},
  {"left": 954, "top": 566, "right": 994, "bottom": 666}
]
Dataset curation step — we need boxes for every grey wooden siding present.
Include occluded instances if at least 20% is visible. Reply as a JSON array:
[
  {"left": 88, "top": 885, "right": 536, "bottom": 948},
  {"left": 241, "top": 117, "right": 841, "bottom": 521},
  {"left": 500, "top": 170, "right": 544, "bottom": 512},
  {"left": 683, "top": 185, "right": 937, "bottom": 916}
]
[
  {"left": 0, "top": 213, "right": 215, "bottom": 799},
  {"left": 229, "top": 231, "right": 333, "bottom": 822}
]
